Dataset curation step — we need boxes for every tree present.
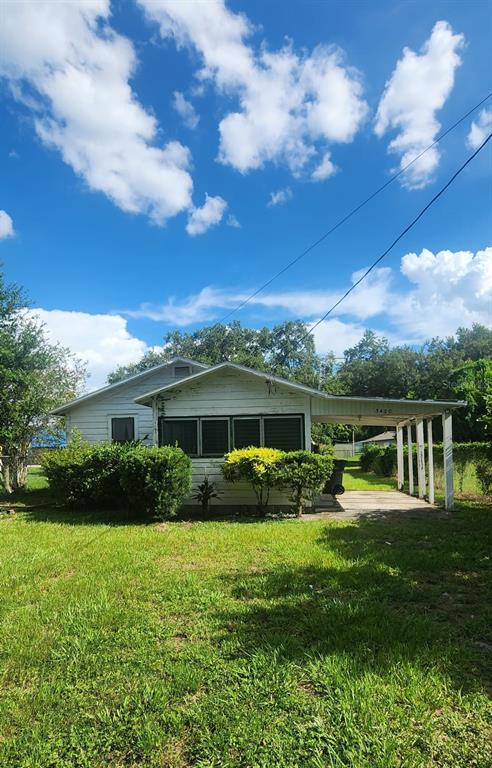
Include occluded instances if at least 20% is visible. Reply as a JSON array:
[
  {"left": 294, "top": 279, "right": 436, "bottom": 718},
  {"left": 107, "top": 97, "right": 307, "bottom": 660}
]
[
  {"left": 107, "top": 320, "right": 323, "bottom": 388},
  {"left": 0, "top": 272, "right": 86, "bottom": 493},
  {"left": 451, "top": 359, "right": 492, "bottom": 441},
  {"left": 107, "top": 349, "right": 169, "bottom": 384}
]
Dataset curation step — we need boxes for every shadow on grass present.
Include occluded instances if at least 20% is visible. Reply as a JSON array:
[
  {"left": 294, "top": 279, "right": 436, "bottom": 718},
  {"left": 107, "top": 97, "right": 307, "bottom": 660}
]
[
  {"left": 19, "top": 502, "right": 286, "bottom": 526},
  {"left": 214, "top": 503, "right": 492, "bottom": 696}
]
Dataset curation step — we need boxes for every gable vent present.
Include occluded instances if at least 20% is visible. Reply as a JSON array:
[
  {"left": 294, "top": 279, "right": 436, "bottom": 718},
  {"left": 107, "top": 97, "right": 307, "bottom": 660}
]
[{"left": 174, "top": 365, "right": 191, "bottom": 379}]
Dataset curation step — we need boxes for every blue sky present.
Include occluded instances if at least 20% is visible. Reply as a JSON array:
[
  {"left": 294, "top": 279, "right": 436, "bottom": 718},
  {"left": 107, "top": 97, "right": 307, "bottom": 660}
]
[{"left": 0, "top": 0, "right": 491, "bottom": 388}]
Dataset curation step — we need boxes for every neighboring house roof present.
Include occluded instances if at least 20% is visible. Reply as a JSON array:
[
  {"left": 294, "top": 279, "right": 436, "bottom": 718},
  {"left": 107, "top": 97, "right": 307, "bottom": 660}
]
[
  {"left": 31, "top": 430, "right": 67, "bottom": 448},
  {"left": 359, "top": 431, "right": 396, "bottom": 443},
  {"left": 52, "top": 357, "right": 208, "bottom": 415},
  {"left": 134, "top": 361, "right": 465, "bottom": 410}
]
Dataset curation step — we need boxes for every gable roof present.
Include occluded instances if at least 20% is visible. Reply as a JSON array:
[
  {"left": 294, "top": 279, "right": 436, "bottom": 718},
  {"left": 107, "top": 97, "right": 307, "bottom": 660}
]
[
  {"left": 134, "top": 361, "right": 465, "bottom": 410},
  {"left": 359, "top": 431, "right": 396, "bottom": 443},
  {"left": 52, "top": 357, "right": 208, "bottom": 415}
]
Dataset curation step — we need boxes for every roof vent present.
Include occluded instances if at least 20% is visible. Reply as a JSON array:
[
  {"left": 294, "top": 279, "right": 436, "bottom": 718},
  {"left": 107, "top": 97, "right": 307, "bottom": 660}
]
[{"left": 174, "top": 365, "right": 191, "bottom": 379}]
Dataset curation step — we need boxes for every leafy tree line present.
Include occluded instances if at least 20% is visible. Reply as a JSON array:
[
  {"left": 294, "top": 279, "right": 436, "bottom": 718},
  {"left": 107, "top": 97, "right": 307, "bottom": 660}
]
[
  {"left": 0, "top": 272, "right": 85, "bottom": 493},
  {"left": 109, "top": 321, "right": 492, "bottom": 442}
]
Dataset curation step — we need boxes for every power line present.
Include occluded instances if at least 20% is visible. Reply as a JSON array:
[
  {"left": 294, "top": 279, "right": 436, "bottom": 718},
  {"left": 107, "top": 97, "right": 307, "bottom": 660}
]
[
  {"left": 218, "top": 91, "right": 492, "bottom": 324},
  {"left": 302, "top": 131, "right": 492, "bottom": 342}
]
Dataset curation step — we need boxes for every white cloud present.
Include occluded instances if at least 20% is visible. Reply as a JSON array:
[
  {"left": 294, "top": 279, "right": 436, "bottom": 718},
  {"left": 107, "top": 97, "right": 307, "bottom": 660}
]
[
  {"left": 311, "top": 152, "right": 336, "bottom": 181},
  {"left": 0, "top": 1, "right": 220, "bottom": 229},
  {"left": 138, "top": 0, "right": 368, "bottom": 178},
  {"left": 375, "top": 21, "right": 464, "bottom": 189},
  {"left": 186, "top": 194, "right": 227, "bottom": 236},
  {"left": 172, "top": 90, "right": 200, "bottom": 129},
  {"left": 268, "top": 187, "right": 293, "bottom": 207},
  {"left": 312, "top": 319, "right": 389, "bottom": 357},
  {"left": 227, "top": 214, "right": 241, "bottom": 228},
  {"left": 392, "top": 246, "right": 492, "bottom": 338},
  {"left": 124, "top": 267, "right": 393, "bottom": 327},
  {"left": 125, "top": 286, "right": 241, "bottom": 326},
  {"left": 467, "top": 107, "right": 492, "bottom": 150},
  {"left": 31, "top": 308, "right": 154, "bottom": 390},
  {"left": 0, "top": 210, "right": 14, "bottom": 239}
]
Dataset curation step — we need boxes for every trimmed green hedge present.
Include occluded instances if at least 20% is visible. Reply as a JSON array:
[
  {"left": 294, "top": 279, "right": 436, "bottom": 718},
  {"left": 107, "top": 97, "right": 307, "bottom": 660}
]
[{"left": 42, "top": 443, "right": 192, "bottom": 517}]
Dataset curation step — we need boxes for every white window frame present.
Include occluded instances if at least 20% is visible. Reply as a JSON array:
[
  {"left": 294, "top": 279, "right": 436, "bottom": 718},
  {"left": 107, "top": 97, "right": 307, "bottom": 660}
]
[
  {"left": 108, "top": 414, "right": 138, "bottom": 443},
  {"left": 200, "top": 417, "right": 231, "bottom": 457}
]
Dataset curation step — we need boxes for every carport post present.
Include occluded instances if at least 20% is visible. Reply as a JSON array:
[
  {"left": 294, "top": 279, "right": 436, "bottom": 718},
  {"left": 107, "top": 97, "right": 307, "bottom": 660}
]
[
  {"left": 427, "top": 418, "right": 435, "bottom": 504},
  {"left": 396, "top": 425, "right": 404, "bottom": 490},
  {"left": 442, "top": 410, "right": 454, "bottom": 511},
  {"left": 407, "top": 424, "right": 414, "bottom": 495},
  {"left": 416, "top": 419, "right": 426, "bottom": 499}
]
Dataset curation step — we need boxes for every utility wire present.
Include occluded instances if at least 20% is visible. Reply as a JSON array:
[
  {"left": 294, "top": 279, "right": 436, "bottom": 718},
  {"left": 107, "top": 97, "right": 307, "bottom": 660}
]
[
  {"left": 302, "top": 131, "right": 492, "bottom": 343},
  {"left": 218, "top": 91, "right": 492, "bottom": 324}
]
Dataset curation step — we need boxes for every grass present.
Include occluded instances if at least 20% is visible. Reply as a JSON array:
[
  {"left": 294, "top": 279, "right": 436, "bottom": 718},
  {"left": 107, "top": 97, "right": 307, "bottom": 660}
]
[
  {"left": 343, "top": 457, "right": 397, "bottom": 491},
  {"left": 0, "top": 471, "right": 491, "bottom": 767}
]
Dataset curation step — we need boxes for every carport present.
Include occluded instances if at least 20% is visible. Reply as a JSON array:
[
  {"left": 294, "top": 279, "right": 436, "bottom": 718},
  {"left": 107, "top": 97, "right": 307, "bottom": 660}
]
[{"left": 310, "top": 393, "right": 465, "bottom": 510}]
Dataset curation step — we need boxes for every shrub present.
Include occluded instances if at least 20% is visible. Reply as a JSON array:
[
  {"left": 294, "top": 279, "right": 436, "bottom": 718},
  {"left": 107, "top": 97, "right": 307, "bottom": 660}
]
[
  {"left": 372, "top": 445, "right": 398, "bottom": 477},
  {"left": 222, "top": 447, "right": 284, "bottom": 514},
  {"left": 192, "top": 476, "right": 220, "bottom": 516},
  {"left": 119, "top": 445, "right": 192, "bottom": 518},
  {"left": 43, "top": 442, "right": 192, "bottom": 517},
  {"left": 475, "top": 460, "right": 492, "bottom": 496},
  {"left": 43, "top": 442, "right": 126, "bottom": 508},
  {"left": 359, "top": 444, "right": 384, "bottom": 472},
  {"left": 275, "top": 450, "right": 333, "bottom": 516}
]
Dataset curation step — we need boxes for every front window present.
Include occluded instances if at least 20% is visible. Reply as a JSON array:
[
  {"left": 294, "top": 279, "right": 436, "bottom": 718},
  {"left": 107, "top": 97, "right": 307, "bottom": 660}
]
[
  {"left": 201, "top": 419, "right": 230, "bottom": 456},
  {"left": 159, "top": 418, "right": 198, "bottom": 456},
  {"left": 159, "top": 414, "right": 303, "bottom": 456},
  {"left": 111, "top": 417, "right": 135, "bottom": 444},
  {"left": 263, "top": 416, "right": 303, "bottom": 451},
  {"left": 233, "top": 418, "right": 261, "bottom": 449}
]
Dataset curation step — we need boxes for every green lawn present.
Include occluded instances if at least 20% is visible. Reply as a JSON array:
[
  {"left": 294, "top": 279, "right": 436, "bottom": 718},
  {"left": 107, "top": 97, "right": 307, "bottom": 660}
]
[
  {"left": 343, "top": 457, "right": 397, "bottom": 491},
  {"left": 0, "top": 472, "right": 491, "bottom": 767}
]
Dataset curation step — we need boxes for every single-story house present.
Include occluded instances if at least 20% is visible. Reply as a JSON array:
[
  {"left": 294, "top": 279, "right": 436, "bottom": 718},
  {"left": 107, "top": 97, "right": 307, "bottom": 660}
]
[
  {"left": 358, "top": 430, "right": 396, "bottom": 447},
  {"left": 356, "top": 430, "right": 396, "bottom": 451},
  {"left": 53, "top": 357, "right": 464, "bottom": 509}
]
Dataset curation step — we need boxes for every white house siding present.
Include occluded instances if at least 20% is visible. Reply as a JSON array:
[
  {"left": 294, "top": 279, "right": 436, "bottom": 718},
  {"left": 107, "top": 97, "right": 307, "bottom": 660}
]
[
  {"left": 154, "top": 367, "right": 312, "bottom": 507},
  {"left": 66, "top": 364, "right": 204, "bottom": 445}
]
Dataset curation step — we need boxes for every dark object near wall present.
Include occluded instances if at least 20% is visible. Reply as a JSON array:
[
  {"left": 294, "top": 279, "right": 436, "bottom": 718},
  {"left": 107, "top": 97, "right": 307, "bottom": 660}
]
[{"left": 324, "top": 460, "right": 346, "bottom": 496}]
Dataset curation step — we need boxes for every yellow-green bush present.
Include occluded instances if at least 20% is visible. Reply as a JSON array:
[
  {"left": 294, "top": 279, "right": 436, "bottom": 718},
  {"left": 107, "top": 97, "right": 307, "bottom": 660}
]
[{"left": 222, "top": 447, "right": 284, "bottom": 513}]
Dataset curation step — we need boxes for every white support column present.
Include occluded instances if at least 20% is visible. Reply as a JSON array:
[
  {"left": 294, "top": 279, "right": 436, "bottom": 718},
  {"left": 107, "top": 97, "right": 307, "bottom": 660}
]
[
  {"left": 427, "top": 418, "right": 435, "bottom": 505},
  {"left": 152, "top": 397, "right": 159, "bottom": 446},
  {"left": 416, "top": 419, "right": 426, "bottom": 499},
  {"left": 407, "top": 424, "right": 414, "bottom": 496},
  {"left": 442, "top": 411, "right": 454, "bottom": 511},
  {"left": 396, "top": 425, "right": 404, "bottom": 491}
]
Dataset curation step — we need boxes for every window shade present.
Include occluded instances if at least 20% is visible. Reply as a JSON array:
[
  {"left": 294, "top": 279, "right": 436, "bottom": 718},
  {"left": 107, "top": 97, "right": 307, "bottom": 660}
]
[
  {"left": 263, "top": 417, "right": 302, "bottom": 451},
  {"left": 201, "top": 419, "right": 229, "bottom": 455},
  {"left": 111, "top": 417, "right": 135, "bottom": 443},
  {"left": 233, "top": 418, "right": 261, "bottom": 449},
  {"left": 159, "top": 419, "right": 198, "bottom": 455}
]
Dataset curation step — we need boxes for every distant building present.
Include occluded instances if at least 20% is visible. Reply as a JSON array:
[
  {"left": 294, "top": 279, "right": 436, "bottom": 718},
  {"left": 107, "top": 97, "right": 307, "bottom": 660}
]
[{"left": 356, "top": 430, "right": 396, "bottom": 449}]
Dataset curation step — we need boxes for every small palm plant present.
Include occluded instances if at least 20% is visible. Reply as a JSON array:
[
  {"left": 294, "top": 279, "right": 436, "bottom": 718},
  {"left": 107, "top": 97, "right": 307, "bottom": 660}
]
[{"left": 193, "top": 475, "right": 220, "bottom": 515}]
